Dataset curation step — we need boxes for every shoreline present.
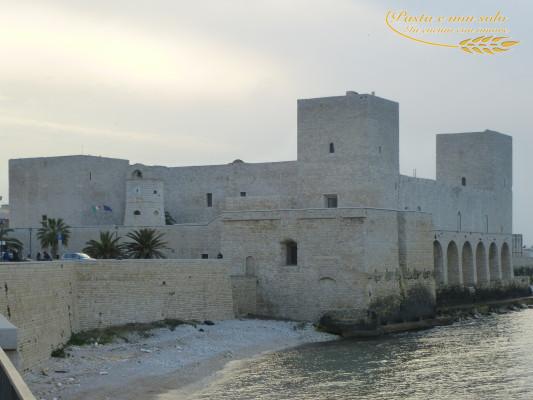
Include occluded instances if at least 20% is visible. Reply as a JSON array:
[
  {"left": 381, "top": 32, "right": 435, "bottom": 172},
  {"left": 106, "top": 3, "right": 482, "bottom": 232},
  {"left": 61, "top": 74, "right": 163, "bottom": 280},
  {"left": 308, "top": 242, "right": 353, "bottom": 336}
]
[
  {"left": 25, "top": 319, "right": 338, "bottom": 400},
  {"left": 319, "top": 296, "right": 533, "bottom": 338}
]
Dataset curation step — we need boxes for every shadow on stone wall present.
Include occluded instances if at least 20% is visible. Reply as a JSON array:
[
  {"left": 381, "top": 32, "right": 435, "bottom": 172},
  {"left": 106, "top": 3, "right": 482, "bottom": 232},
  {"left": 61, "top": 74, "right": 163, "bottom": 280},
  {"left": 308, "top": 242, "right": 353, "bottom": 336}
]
[
  {"left": 368, "top": 283, "right": 435, "bottom": 325},
  {"left": 436, "top": 282, "right": 530, "bottom": 308},
  {"left": 318, "top": 283, "right": 436, "bottom": 334}
]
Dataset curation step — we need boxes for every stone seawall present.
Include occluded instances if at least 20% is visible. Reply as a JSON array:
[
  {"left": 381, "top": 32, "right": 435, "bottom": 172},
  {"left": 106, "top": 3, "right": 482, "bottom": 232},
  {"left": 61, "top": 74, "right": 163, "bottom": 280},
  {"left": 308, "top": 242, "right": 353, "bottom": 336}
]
[
  {"left": 0, "top": 262, "right": 78, "bottom": 371},
  {"left": 0, "top": 259, "right": 234, "bottom": 370}
]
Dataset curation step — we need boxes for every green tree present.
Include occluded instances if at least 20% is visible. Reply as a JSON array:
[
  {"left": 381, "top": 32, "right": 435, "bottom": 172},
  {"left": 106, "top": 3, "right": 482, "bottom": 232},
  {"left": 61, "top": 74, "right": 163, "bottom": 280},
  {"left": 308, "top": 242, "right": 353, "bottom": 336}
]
[
  {"left": 0, "top": 228, "right": 23, "bottom": 254},
  {"left": 123, "top": 228, "right": 168, "bottom": 259},
  {"left": 37, "top": 218, "right": 71, "bottom": 257},
  {"left": 83, "top": 231, "right": 123, "bottom": 259},
  {"left": 165, "top": 211, "right": 176, "bottom": 225}
]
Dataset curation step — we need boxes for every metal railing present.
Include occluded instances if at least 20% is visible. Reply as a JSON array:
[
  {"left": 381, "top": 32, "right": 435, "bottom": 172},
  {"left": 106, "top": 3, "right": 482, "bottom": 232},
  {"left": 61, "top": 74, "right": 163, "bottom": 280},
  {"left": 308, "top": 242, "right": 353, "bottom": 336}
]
[{"left": 0, "top": 347, "right": 36, "bottom": 400}]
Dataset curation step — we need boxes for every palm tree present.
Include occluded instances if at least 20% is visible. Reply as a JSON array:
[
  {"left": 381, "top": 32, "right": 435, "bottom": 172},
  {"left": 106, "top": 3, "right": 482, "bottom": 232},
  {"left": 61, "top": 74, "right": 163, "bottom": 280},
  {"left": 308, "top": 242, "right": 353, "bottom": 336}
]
[
  {"left": 0, "top": 228, "right": 23, "bottom": 254},
  {"left": 37, "top": 218, "right": 71, "bottom": 257},
  {"left": 83, "top": 231, "right": 123, "bottom": 259},
  {"left": 123, "top": 228, "right": 168, "bottom": 259},
  {"left": 165, "top": 211, "right": 176, "bottom": 225}
]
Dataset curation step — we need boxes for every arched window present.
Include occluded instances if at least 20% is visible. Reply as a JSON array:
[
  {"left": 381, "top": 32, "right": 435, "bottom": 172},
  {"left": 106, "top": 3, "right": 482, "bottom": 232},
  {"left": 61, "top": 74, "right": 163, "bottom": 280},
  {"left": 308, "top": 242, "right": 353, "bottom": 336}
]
[
  {"left": 489, "top": 242, "right": 500, "bottom": 281},
  {"left": 461, "top": 177, "right": 466, "bottom": 186},
  {"left": 132, "top": 170, "right": 143, "bottom": 179},
  {"left": 329, "top": 143, "right": 335, "bottom": 153},
  {"left": 476, "top": 242, "right": 488, "bottom": 283},
  {"left": 447, "top": 241, "right": 460, "bottom": 285},
  {"left": 283, "top": 240, "right": 298, "bottom": 266},
  {"left": 462, "top": 242, "right": 474, "bottom": 285},
  {"left": 433, "top": 241, "right": 444, "bottom": 285},
  {"left": 245, "top": 256, "right": 256, "bottom": 276},
  {"left": 134, "top": 210, "right": 141, "bottom": 216},
  {"left": 501, "top": 242, "right": 512, "bottom": 280}
]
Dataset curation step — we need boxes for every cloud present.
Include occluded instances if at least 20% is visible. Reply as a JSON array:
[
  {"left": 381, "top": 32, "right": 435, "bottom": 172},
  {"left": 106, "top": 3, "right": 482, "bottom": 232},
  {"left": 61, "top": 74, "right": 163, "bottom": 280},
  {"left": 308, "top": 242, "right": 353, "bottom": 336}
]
[
  {"left": 0, "top": 114, "right": 230, "bottom": 152},
  {"left": 0, "top": 3, "right": 284, "bottom": 98}
]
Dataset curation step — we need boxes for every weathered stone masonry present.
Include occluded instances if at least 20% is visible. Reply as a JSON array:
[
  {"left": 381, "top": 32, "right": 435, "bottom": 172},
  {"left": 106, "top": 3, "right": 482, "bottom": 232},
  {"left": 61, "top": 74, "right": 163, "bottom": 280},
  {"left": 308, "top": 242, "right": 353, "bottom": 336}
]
[
  {"left": 0, "top": 260, "right": 234, "bottom": 370},
  {"left": 7, "top": 91, "right": 516, "bottom": 334}
]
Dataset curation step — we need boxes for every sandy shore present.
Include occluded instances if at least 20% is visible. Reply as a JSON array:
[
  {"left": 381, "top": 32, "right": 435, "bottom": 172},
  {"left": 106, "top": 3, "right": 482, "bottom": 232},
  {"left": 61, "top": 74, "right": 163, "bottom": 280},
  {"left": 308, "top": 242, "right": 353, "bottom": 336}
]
[{"left": 25, "top": 319, "right": 337, "bottom": 400}]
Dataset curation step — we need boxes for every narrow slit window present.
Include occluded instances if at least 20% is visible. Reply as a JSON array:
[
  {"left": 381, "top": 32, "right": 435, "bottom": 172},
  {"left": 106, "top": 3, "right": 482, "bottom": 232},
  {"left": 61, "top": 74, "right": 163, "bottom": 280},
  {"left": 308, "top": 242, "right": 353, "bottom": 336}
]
[
  {"left": 461, "top": 177, "right": 466, "bottom": 186},
  {"left": 206, "top": 193, "right": 213, "bottom": 207},
  {"left": 284, "top": 241, "right": 298, "bottom": 266},
  {"left": 329, "top": 143, "right": 335, "bottom": 153}
]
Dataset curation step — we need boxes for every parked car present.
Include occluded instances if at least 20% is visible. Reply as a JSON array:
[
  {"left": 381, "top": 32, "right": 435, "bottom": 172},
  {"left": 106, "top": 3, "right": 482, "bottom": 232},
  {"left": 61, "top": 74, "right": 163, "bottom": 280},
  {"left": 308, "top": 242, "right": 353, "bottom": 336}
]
[{"left": 61, "top": 252, "right": 95, "bottom": 261}]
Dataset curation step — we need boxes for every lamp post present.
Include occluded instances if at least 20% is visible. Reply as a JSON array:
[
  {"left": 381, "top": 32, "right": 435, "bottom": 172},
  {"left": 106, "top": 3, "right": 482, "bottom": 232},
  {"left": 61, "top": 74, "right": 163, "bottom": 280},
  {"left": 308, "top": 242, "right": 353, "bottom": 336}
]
[
  {"left": 57, "top": 233, "right": 63, "bottom": 259},
  {"left": 29, "top": 228, "right": 32, "bottom": 258}
]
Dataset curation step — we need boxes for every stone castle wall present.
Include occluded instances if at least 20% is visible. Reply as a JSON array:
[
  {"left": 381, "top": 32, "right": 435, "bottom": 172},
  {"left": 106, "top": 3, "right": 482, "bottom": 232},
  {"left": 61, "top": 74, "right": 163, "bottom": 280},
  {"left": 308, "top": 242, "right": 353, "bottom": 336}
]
[
  {"left": 0, "top": 262, "right": 79, "bottom": 371},
  {"left": 230, "top": 276, "right": 257, "bottom": 316},
  {"left": 9, "top": 156, "right": 129, "bottom": 228},
  {"left": 221, "top": 208, "right": 434, "bottom": 321},
  {"left": 8, "top": 94, "right": 512, "bottom": 243},
  {"left": 399, "top": 176, "right": 511, "bottom": 234},
  {"left": 3, "top": 92, "right": 517, "bottom": 359},
  {"left": 0, "top": 259, "right": 234, "bottom": 370},
  {"left": 9, "top": 222, "right": 221, "bottom": 261}
]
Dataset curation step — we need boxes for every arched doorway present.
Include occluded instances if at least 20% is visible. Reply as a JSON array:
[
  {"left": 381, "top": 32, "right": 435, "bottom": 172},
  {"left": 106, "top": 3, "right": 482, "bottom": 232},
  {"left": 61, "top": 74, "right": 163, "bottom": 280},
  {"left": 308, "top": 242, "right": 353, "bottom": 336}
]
[
  {"left": 245, "top": 256, "right": 256, "bottom": 276},
  {"left": 319, "top": 277, "right": 338, "bottom": 310},
  {"left": 489, "top": 242, "right": 500, "bottom": 281},
  {"left": 433, "top": 241, "right": 444, "bottom": 285},
  {"left": 501, "top": 243, "right": 512, "bottom": 280},
  {"left": 462, "top": 242, "right": 475, "bottom": 285},
  {"left": 476, "top": 243, "right": 488, "bottom": 284},
  {"left": 447, "top": 241, "right": 460, "bottom": 286}
]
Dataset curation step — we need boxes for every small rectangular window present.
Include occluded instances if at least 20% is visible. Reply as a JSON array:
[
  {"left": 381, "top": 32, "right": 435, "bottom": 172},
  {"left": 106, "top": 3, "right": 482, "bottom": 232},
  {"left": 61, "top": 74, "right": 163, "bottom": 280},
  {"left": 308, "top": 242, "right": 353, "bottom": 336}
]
[
  {"left": 206, "top": 193, "right": 213, "bottom": 207},
  {"left": 42, "top": 215, "right": 48, "bottom": 221},
  {"left": 285, "top": 241, "right": 298, "bottom": 266},
  {"left": 324, "top": 195, "right": 338, "bottom": 208},
  {"left": 201, "top": 253, "right": 209, "bottom": 259},
  {"left": 240, "top": 192, "right": 247, "bottom": 197}
]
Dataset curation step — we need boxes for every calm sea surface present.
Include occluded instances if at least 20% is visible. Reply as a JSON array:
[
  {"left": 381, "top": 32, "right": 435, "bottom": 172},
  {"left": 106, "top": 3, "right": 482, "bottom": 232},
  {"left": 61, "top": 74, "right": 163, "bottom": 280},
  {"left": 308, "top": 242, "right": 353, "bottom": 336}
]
[{"left": 187, "top": 309, "right": 533, "bottom": 399}]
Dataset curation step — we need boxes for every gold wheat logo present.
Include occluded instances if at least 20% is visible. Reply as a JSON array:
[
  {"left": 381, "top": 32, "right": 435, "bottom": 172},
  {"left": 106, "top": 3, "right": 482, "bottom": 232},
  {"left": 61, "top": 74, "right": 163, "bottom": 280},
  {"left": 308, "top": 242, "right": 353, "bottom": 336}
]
[{"left": 459, "top": 36, "right": 519, "bottom": 54}]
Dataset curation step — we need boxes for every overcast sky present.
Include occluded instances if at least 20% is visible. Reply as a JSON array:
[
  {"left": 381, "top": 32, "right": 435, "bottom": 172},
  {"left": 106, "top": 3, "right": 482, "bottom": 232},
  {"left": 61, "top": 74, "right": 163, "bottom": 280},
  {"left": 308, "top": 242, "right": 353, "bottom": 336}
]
[{"left": 0, "top": 0, "right": 531, "bottom": 243}]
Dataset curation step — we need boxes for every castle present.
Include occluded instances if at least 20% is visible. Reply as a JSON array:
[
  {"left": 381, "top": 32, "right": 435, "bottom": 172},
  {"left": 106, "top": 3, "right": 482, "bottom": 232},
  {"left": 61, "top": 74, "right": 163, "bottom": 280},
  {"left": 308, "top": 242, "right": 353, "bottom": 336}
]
[{"left": 8, "top": 91, "right": 514, "bottom": 321}]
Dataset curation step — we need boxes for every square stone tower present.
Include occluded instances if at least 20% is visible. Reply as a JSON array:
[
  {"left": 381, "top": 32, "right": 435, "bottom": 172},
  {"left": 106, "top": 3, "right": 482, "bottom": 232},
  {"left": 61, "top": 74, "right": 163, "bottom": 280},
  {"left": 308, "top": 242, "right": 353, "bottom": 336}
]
[
  {"left": 436, "top": 130, "right": 512, "bottom": 233},
  {"left": 9, "top": 155, "right": 129, "bottom": 227},
  {"left": 296, "top": 91, "right": 399, "bottom": 209},
  {"left": 124, "top": 169, "right": 165, "bottom": 226},
  {"left": 436, "top": 130, "right": 512, "bottom": 191}
]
